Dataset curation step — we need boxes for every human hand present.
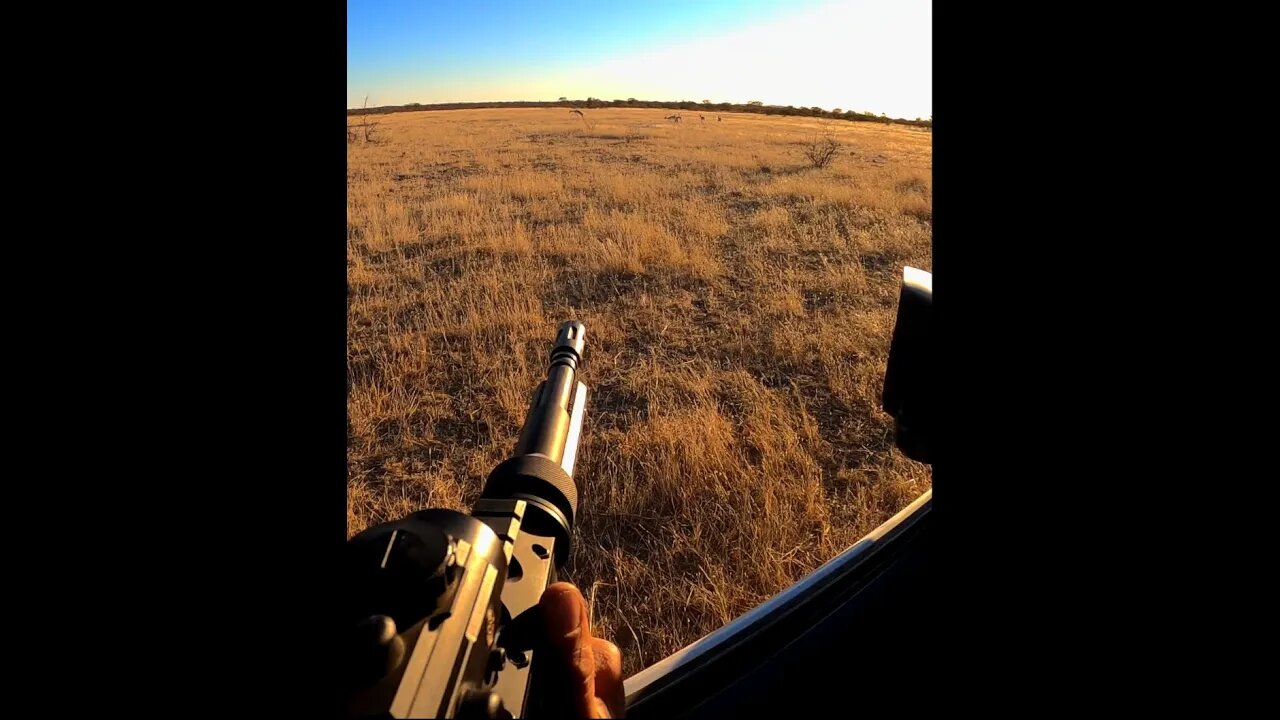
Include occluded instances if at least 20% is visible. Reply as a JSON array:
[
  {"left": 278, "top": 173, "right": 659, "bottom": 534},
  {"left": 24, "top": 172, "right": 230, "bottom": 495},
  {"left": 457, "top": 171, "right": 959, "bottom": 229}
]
[{"left": 537, "top": 582, "right": 625, "bottom": 718}]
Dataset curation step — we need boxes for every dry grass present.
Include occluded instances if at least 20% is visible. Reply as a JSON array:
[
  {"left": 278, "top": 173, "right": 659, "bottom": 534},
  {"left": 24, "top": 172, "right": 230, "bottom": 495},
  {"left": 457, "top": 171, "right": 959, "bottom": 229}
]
[{"left": 347, "top": 108, "right": 932, "bottom": 676}]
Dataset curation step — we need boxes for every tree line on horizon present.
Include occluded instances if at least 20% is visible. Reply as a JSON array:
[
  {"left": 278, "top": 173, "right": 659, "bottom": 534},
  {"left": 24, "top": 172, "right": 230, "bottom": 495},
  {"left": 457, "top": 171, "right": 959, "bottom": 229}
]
[{"left": 347, "top": 98, "right": 931, "bottom": 128}]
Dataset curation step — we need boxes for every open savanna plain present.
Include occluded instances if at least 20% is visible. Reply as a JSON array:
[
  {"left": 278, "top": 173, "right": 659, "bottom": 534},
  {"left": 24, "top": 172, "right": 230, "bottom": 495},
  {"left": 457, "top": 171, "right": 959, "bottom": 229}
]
[{"left": 348, "top": 107, "right": 932, "bottom": 675}]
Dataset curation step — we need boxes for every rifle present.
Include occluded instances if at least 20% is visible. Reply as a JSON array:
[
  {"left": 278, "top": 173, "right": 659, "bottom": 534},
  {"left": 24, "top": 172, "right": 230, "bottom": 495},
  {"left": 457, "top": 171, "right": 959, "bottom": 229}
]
[{"left": 345, "top": 321, "right": 589, "bottom": 719}]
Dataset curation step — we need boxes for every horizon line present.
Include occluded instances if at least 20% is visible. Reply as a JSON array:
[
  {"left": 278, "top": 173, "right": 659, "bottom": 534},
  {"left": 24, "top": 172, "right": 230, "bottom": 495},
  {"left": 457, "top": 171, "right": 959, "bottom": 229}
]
[{"left": 346, "top": 98, "right": 930, "bottom": 122}]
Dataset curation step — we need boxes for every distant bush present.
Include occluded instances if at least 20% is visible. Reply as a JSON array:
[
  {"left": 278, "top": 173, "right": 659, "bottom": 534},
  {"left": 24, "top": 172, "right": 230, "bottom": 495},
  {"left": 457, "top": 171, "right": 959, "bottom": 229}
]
[
  {"left": 804, "top": 136, "right": 840, "bottom": 169},
  {"left": 348, "top": 96, "right": 382, "bottom": 144}
]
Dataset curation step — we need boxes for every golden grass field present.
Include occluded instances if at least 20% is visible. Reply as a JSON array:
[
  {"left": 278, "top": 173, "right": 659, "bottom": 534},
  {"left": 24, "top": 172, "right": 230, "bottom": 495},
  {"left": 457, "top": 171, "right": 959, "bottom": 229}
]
[{"left": 347, "top": 107, "right": 932, "bottom": 676}]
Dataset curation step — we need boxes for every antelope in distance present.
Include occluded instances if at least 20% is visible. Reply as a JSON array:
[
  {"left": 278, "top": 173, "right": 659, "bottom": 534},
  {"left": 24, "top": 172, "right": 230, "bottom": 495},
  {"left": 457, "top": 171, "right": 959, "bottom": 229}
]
[
  {"left": 569, "top": 107, "right": 593, "bottom": 131},
  {"left": 664, "top": 113, "right": 682, "bottom": 123}
]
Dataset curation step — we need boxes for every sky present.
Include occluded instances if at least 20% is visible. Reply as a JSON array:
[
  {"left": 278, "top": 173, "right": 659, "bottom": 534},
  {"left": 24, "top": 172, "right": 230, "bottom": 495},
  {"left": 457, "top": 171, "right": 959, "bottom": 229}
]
[{"left": 348, "top": 0, "right": 931, "bottom": 119}]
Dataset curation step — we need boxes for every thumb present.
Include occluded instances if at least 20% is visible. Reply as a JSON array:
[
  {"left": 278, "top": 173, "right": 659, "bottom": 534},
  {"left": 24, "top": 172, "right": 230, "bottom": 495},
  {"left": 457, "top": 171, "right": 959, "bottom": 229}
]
[{"left": 541, "top": 582, "right": 598, "bottom": 716}]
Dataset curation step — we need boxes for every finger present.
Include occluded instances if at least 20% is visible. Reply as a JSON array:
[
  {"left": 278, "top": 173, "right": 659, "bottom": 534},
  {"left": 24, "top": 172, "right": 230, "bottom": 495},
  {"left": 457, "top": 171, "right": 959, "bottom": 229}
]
[
  {"left": 591, "top": 637, "right": 625, "bottom": 718},
  {"left": 541, "top": 582, "right": 596, "bottom": 716}
]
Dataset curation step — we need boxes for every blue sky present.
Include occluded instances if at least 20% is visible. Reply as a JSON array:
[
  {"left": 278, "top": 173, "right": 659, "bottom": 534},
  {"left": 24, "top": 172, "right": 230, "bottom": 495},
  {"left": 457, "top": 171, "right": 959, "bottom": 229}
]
[{"left": 348, "top": 0, "right": 931, "bottom": 119}]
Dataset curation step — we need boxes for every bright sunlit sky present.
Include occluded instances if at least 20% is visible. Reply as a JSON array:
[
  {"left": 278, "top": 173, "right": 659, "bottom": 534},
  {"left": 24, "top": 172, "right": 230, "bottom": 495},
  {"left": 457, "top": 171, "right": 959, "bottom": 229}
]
[{"left": 348, "top": 0, "right": 931, "bottom": 119}]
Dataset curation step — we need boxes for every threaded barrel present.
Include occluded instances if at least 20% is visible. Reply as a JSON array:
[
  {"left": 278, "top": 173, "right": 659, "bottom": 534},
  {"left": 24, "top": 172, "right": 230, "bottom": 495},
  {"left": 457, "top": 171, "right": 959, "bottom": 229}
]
[{"left": 477, "top": 321, "right": 588, "bottom": 565}]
